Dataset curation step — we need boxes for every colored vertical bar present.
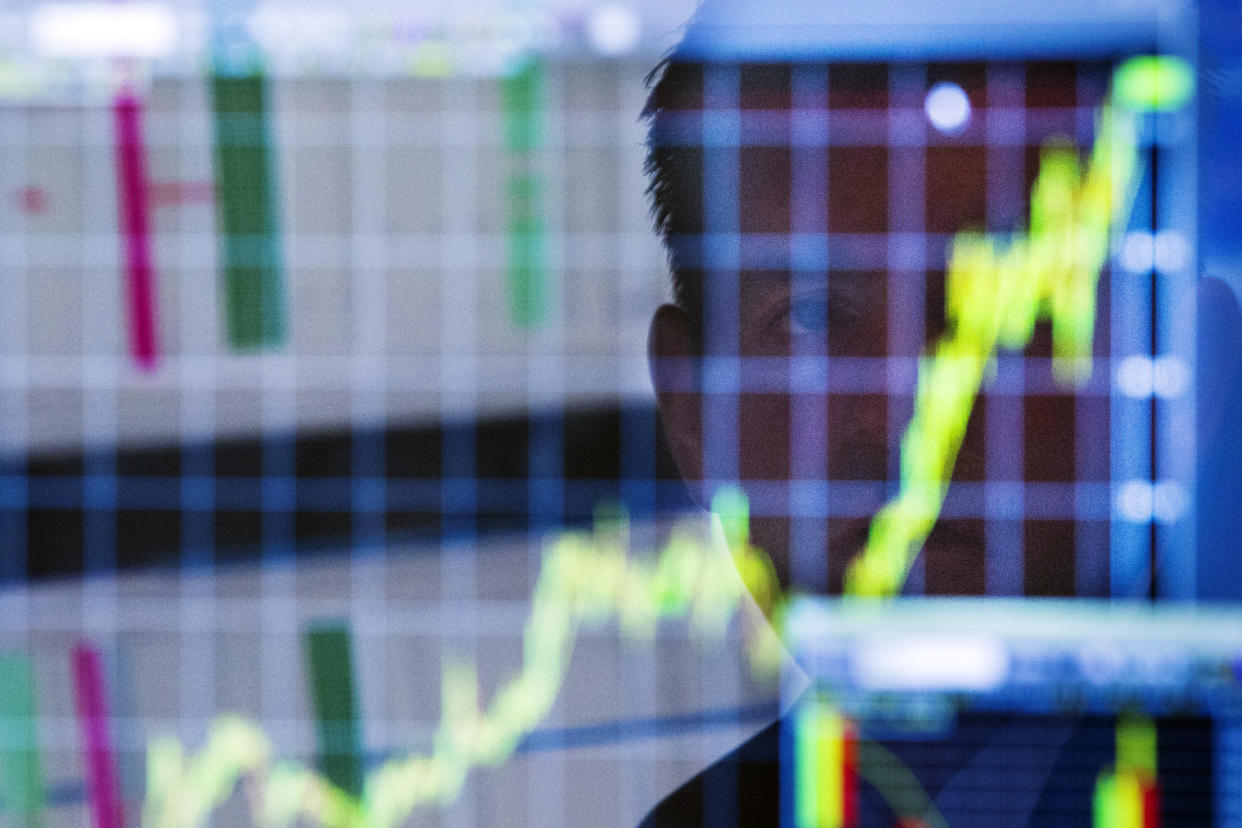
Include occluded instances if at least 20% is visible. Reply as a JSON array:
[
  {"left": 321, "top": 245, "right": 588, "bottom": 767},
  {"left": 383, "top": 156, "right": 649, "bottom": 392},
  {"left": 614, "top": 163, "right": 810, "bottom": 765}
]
[
  {"left": 114, "top": 90, "right": 158, "bottom": 370},
  {"left": 72, "top": 645, "right": 123, "bottom": 828},
  {"left": 1117, "top": 774, "right": 1144, "bottom": 828},
  {"left": 1141, "top": 783, "right": 1160, "bottom": 828},
  {"left": 1117, "top": 716, "right": 1159, "bottom": 828},
  {"left": 795, "top": 699, "right": 844, "bottom": 828},
  {"left": 501, "top": 58, "right": 547, "bottom": 328},
  {"left": 500, "top": 57, "right": 541, "bottom": 152},
  {"left": 1096, "top": 715, "right": 1160, "bottom": 828},
  {"left": 817, "top": 708, "right": 843, "bottom": 828},
  {"left": 840, "top": 719, "right": 858, "bottom": 828},
  {"left": 0, "top": 654, "right": 46, "bottom": 825},
  {"left": 794, "top": 703, "right": 820, "bottom": 828},
  {"left": 305, "top": 623, "right": 363, "bottom": 799},
  {"left": 210, "top": 70, "right": 286, "bottom": 350},
  {"left": 1094, "top": 773, "right": 1120, "bottom": 828},
  {"left": 507, "top": 175, "right": 546, "bottom": 328},
  {"left": 1094, "top": 772, "right": 1147, "bottom": 828},
  {"left": 1117, "top": 716, "right": 1157, "bottom": 780}
]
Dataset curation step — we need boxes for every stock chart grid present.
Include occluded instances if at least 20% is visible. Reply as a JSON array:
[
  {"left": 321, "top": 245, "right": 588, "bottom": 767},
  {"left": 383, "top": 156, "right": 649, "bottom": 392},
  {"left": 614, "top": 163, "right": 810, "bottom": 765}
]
[
  {"left": 0, "top": 29, "right": 781, "bottom": 825},
  {"left": 0, "top": 0, "right": 1237, "bottom": 826}
]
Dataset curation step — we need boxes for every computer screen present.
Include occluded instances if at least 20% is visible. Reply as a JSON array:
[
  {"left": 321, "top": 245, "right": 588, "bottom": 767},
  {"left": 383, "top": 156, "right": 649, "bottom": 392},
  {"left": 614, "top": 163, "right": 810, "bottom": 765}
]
[{"left": 0, "top": 0, "right": 1239, "bottom": 825}]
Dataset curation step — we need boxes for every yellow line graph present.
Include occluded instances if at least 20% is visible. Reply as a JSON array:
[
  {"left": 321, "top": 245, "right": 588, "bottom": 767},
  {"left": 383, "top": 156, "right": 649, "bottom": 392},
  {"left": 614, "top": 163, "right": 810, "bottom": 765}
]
[
  {"left": 142, "top": 489, "right": 784, "bottom": 828},
  {"left": 140, "top": 56, "right": 1187, "bottom": 826},
  {"left": 845, "top": 79, "right": 1147, "bottom": 597}
]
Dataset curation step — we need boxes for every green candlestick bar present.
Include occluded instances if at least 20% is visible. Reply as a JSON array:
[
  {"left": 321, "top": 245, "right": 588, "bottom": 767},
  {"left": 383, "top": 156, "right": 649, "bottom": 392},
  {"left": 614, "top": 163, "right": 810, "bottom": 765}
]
[
  {"left": 0, "top": 653, "right": 46, "bottom": 826},
  {"left": 500, "top": 57, "right": 542, "bottom": 152},
  {"left": 210, "top": 69, "right": 286, "bottom": 350},
  {"left": 501, "top": 57, "right": 548, "bottom": 328},
  {"left": 305, "top": 623, "right": 364, "bottom": 800},
  {"left": 507, "top": 174, "right": 547, "bottom": 328}
]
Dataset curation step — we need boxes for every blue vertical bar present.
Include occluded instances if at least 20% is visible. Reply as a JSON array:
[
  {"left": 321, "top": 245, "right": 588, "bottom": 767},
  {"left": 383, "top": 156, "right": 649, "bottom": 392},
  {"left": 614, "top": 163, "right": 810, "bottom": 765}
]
[
  {"left": 1110, "top": 147, "right": 1154, "bottom": 598},
  {"left": 701, "top": 65, "right": 742, "bottom": 493},
  {"left": 83, "top": 454, "right": 117, "bottom": 578},
  {"left": 1218, "top": 715, "right": 1242, "bottom": 827},
  {"left": 983, "top": 64, "right": 1027, "bottom": 597},
  {"left": 888, "top": 64, "right": 929, "bottom": 597},
  {"left": 352, "top": 428, "right": 386, "bottom": 551},
  {"left": 699, "top": 63, "right": 742, "bottom": 826},
  {"left": 1195, "top": 0, "right": 1242, "bottom": 602},
  {"left": 0, "top": 470, "right": 28, "bottom": 583},
  {"left": 789, "top": 64, "right": 830, "bottom": 592},
  {"left": 1153, "top": 44, "right": 1200, "bottom": 600},
  {"left": 262, "top": 433, "right": 295, "bottom": 562}
]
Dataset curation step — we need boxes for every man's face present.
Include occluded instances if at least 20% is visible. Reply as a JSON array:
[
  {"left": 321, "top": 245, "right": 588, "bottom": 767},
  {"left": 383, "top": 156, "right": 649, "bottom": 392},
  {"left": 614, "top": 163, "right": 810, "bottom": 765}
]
[
  {"left": 649, "top": 61, "right": 1109, "bottom": 598},
  {"left": 652, "top": 270, "right": 991, "bottom": 596}
]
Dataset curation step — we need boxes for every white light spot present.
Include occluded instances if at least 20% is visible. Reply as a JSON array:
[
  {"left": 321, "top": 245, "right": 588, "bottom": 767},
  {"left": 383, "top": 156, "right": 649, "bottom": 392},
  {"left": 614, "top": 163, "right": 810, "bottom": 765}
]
[
  {"left": 924, "top": 82, "right": 971, "bottom": 134},
  {"left": 852, "top": 633, "right": 1007, "bottom": 691},
  {"left": 1116, "top": 355, "right": 1154, "bottom": 398},
  {"left": 586, "top": 4, "right": 641, "bottom": 56},
  {"left": 1153, "top": 480, "right": 1188, "bottom": 523},
  {"left": 1117, "top": 479, "right": 1154, "bottom": 523},
  {"left": 1154, "top": 229, "right": 1191, "bottom": 274},
  {"left": 31, "top": 2, "right": 177, "bottom": 58},
  {"left": 1152, "top": 356, "right": 1190, "bottom": 399},
  {"left": 1119, "top": 230, "right": 1155, "bottom": 274}
]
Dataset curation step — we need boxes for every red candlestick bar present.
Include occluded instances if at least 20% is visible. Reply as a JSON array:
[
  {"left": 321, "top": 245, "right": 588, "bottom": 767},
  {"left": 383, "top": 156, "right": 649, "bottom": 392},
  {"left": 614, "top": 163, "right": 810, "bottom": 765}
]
[{"left": 113, "top": 89, "right": 158, "bottom": 370}]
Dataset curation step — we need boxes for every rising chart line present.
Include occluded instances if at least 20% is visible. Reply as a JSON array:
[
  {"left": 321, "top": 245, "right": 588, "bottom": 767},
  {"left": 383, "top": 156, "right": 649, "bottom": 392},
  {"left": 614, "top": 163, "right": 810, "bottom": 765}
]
[
  {"left": 139, "top": 55, "right": 1188, "bottom": 826},
  {"left": 843, "top": 57, "right": 1181, "bottom": 596},
  {"left": 141, "top": 489, "right": 782, "bottom": 828}
]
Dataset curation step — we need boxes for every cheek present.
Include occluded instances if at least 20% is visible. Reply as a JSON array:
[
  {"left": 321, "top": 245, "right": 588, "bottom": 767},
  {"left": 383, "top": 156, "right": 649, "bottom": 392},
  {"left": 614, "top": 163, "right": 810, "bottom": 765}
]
[
  {"left": 734, "top": 392, "right": 893, "bottom": 481},
  {"left": 825, "top": 394, "right": 889, "bottom": 480},
  {"left": 738, "top": 394, "right": 792, "bottom": 480}
]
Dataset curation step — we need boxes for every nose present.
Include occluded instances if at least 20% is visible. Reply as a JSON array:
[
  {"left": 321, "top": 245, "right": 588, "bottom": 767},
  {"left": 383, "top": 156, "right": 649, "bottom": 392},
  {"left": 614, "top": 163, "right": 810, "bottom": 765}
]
[{"left": 820, "top": 392, "right": 890, "bottom": 482}]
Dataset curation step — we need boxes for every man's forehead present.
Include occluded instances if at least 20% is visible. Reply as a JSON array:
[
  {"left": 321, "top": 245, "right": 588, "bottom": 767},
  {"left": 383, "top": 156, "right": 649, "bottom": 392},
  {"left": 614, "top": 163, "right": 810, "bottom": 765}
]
[
  {"left": 649, "top": 57, "right": 1116, "bottom": 351},
  {"left": 703, "top": 269, "right": 884, "bottom": 319},
  {"left": 652, "top": 61, "right": 893, "bottom": 111},
  {"left": 651, "top": 65, "right": 1013, "bottom": 241},
  {"left": 670, "top": 230, "right": 898, "bottom": 273},
  {"left": 652, "top": 62, "right": 1113, "bottom": 279},
  {"left": 733, "top": 269, "right": 880, "bottom": 304}
]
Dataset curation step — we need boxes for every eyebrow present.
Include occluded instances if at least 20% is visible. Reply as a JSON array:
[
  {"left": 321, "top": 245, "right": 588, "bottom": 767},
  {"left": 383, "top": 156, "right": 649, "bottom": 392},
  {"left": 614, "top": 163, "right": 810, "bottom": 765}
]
[
  {"left": 734, "top": 269, "right": 878, "bottom": 327},
  {"left": 675, "top": 233, "right": 893, "bottom": 270}
]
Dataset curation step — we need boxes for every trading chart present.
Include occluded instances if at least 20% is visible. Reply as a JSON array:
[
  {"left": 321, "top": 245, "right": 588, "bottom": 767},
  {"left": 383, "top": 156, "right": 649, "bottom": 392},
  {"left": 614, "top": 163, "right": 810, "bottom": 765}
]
[{"left": 0, "top": 0, "right": 1240, "bottom": 825}]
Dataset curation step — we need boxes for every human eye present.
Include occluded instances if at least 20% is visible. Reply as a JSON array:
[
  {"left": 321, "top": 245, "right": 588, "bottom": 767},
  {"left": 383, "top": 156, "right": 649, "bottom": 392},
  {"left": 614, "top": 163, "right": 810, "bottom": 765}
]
[
  {"left": 789, "top": 294, "right": 829, "bottom": 334},
  {"left": 785, "top": 288, "right": 865, "bottom": 338}
]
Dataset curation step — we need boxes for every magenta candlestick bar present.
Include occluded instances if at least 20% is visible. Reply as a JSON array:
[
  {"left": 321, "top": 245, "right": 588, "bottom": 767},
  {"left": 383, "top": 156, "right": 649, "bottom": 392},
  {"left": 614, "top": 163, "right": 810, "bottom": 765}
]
[
  {"left": 113, "top": 89, "right": 158, "bottom": 370},
  {"left": 72, "top": 645, "right": 124, "bottom": 828}
]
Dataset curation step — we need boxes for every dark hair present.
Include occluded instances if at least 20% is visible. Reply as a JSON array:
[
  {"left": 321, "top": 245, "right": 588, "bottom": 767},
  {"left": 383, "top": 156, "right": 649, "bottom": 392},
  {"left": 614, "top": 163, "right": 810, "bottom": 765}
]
[
  {"left": 641, "top": 56, "right": 706, "bottom": 322},
  {"left": 641, "top": 54, "right": 799, "bottom": 336}
]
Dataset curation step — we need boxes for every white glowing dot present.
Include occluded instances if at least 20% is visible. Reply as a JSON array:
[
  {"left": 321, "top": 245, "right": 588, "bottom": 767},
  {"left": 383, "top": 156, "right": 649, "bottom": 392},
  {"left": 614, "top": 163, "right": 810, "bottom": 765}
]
[
  {"left": 1154, "top": 229, "right": 1191, "bottom": 273},
  {"left": 1152, "top": 355, "right": 1189, "bottom": 399},
  {"left": 1153, "top": 480, "right": 1188, "bottom": 523},
  {"left": 1116, "top": 355, "right": 1154, "bottom": 398},
  {"left": 924, "top": 82, "right": 971, "bottom": 134},
  {"left": 1119, "top": 230, "right": 1155, "bottom": 273},
  {"left": 1117, "top": 480, "right": 1154, "bottom": 523},
  {"left": 587, "top": 4, "right": 641, "bottom": 56}
]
